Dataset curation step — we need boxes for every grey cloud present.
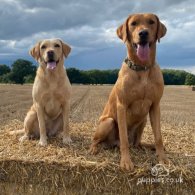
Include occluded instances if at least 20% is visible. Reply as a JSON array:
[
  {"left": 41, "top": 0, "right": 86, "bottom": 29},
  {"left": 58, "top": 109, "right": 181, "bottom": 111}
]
[
  {"left": 0, "top": 0, "right": 195, "bottom": 72},
  {"left": 1, "top": 0, "right": 190, "bottom": 40}
]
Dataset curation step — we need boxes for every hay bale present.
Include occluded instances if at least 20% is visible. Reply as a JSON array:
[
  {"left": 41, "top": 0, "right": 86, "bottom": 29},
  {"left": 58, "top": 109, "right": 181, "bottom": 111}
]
[{"left": 0, "top": 120, "right": 195, "bottom": 193}]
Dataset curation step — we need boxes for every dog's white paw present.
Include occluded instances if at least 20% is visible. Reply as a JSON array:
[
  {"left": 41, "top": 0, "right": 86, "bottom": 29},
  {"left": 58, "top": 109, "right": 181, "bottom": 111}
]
[
  {"left": 19, "top": 135, "right": 28, "bottom": 142},
  {"left": 63, "top": 136, "right": 72, "bottom": 145},
  {"left": 38, "top": 138, "right": 48, "bottom": 147}
]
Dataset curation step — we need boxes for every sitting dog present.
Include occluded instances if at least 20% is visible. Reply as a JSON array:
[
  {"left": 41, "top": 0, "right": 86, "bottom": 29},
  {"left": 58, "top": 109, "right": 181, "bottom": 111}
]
[
  {"left": 19, "top": 39, "right": 72, "bottom": 146},
  {"left": 90, "top": 13, "right": 168, "bottom": 170}
]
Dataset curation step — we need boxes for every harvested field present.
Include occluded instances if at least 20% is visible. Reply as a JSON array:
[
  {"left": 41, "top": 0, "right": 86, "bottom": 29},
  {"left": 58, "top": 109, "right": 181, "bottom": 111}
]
[{"left": 0, "top": 84, "right": 195, "bottom": 194}]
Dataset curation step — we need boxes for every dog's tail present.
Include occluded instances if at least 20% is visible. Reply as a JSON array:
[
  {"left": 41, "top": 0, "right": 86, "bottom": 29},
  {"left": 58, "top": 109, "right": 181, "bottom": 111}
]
[{"left": 9, "top": 129, "right": 25, "bottom": 135}]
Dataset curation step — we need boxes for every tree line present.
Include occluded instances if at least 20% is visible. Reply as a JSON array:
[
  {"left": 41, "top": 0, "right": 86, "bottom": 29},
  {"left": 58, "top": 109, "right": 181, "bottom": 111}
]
[{"left": 0, "top": 59, "right": 195, "bottom": 85}]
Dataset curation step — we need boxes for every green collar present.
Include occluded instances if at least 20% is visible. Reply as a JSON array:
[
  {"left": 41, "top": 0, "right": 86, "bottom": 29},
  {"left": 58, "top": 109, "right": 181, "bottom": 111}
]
[{"left": 124, "top": 57, "right": 153, "bottom": 71}]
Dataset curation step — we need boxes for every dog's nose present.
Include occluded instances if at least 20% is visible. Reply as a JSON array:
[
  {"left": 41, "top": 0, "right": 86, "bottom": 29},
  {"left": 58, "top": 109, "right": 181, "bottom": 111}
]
[
  {"left": 139, "top": 30, "right": 149, "bottom": 38},
  {"left": 47, "top": 50, "right": 54, "bottom": 58}
]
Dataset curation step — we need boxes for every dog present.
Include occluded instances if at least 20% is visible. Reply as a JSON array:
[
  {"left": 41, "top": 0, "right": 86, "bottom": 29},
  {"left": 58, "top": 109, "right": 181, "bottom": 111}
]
[
  {"left": 90, "top": 13, "right": 168, "bottom": 170},
  {"left": 18, "top": 39, "right": 72, "bottom": 146}
]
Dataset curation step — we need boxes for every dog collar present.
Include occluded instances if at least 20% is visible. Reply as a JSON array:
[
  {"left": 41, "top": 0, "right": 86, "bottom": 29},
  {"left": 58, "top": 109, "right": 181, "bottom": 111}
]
[{"left": 124, "top": 57, "right": 153, "bottom": 71}]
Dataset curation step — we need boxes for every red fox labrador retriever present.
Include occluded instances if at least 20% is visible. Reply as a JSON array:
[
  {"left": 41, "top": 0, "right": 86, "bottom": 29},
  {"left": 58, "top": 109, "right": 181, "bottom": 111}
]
[
  {"left": 90, "top": 13, "right": 168, "bottom": 170},
  {"left": 19, "top": 39, "right": 72, "bottom": 146}
]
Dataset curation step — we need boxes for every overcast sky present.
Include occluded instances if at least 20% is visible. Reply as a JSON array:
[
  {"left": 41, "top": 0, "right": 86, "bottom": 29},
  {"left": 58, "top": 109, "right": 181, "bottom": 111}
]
[{"left": 0, "top": 0, "right": 195, "bottom": 73}]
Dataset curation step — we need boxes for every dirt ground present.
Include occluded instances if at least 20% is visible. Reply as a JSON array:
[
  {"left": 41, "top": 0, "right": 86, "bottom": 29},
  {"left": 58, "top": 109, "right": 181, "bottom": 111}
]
[
  {"left": 1, "top": 84, "right": 195, "bottom": 126},
  {"left": 0, "top": 84, "right": 194, "bottom": 194}
]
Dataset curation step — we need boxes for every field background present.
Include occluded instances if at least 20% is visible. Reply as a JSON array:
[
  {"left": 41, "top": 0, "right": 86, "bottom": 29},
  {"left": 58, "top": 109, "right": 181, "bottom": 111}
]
[
  {"left": 0, "top": 84, "right": 195, "bottom": 193},
  {"left": 1, "top": 84, "right": 195, "bottom": 126}
]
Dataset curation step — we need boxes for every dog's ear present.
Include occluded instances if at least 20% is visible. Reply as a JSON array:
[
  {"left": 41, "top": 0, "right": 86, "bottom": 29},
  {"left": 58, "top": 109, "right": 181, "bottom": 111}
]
[
  {"left": 116, "top": 16, "right": 131, "bottom": 43},
  {"left": 29, "top": 41, "right": 41, "bottom": 61},
  {"left": 59, "top": 40, "right": 71, "bottom": 58},
  {"left": 155, "top": 15, "right": 167, "bottom": 43}
]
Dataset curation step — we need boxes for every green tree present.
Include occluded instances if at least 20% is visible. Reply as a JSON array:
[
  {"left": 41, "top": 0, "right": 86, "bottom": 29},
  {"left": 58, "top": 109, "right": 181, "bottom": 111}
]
[
  {"left": 66, "top": 68, "right": 82, "bottom": 83},
  {"left": 11, "top": 59, "right": 37, "bottom": 84},
  {"left": 24, "top": 75, "right": 35, "bottom": 83},
  {"left": 185, "top": 73, "right": 195, "bottom": 85},
  {"left": 0, "top": 64, "right": 11, "bottom": 76},
  {"left": 0, "top": 73, "right": 12, "bottom": 83},
  {"left": 162, "top": 69, "right": 188, "bottom": 85}
]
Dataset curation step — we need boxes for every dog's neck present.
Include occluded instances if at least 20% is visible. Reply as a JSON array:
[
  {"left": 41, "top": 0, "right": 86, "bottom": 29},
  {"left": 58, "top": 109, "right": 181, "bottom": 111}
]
[{"left": 126, "top": 43, "right": 156, "bottom": 67}]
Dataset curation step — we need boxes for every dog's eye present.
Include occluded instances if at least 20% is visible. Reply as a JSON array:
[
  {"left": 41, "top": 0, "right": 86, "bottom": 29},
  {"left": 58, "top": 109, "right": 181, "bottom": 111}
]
[
  {"left": 148, "top": 20, "right": 155, "bottom": 25},
  {"left": 131, "top": 21, "right": 137, "bottom": 26},
  {"left": 41, "top": 45, "right": 46, "bottom": 49},
  {"left": 54, "top": 44, "right": 60, "bottom": 48}
]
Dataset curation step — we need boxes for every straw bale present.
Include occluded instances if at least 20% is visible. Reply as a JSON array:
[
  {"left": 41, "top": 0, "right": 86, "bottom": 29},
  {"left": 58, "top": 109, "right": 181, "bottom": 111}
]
[{"left": 0, "top": 120, "right": 194, "bottom": 193}]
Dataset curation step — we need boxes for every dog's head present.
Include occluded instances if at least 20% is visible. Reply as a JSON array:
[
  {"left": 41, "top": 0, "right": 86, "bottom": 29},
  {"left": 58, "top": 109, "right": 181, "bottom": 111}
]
[
  {"left": 117, "top": 13, "right": 166, "bottom": 63},
  {"left": 30, "top": 39, "right": 71, "bottom": 70}
]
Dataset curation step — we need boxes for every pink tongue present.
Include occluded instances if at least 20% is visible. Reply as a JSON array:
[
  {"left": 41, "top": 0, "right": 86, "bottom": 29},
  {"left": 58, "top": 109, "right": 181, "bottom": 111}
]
[
  {"left": 136, "top": 43, "right": 150, "bottom": 61},
  {"left": 47, "top": 62, "right": 56, "bottom": 70}
]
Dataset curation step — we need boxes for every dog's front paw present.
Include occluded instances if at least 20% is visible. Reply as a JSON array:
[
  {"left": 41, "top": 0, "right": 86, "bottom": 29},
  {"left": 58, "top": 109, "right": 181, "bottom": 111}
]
[
  {"left": 120, "top": 156, "right": 134, "bottom": 171},
  {"left": 89, "top": 145, "right": 98, "bottom": 155},
  {"left": 158, "top": 155, "right": 170, "bottom": 165},
  {"left": 19, "top": 134, "right": 28, "bottom": 142},
  {"left": 63, "top": 136, "right": 72, "bottom": 145},
  {"left": 38, "top": 138, "right": 48, "bottom": 147}
]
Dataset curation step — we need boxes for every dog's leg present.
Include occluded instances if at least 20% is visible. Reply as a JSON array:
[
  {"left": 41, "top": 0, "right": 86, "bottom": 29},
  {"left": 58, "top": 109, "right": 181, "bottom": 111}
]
[
  {"left": 117, "top": 102, "right": 134, "bottom": 171},
  {"left": 36, "top": 103, "right": 47, "bottom": 146},
  {"left": 48, "top": 115, "right": 63, "bottom": 138},
  {"left": 19, "top": 109, "right": 37, "bottom": 142},
  {"left": 134, "top": 119, "right": 146, "bottom": 146},
  {"left": 149, "top": 103, "right": 169, "bottom": 164},
  {"left": 133, "top": 119, "right": 156, "bottom": 150},
  {"left": 133, "top": 118, "right": 151, "bottom": 147},
  {"left": 90, "top": 118, "right": 115, "bottom": 154},
  {"left": 104, "top": 127, "right": 119, "bottom": 149},
  {"left": 62, "top": 101, "right": 72, "bottom": 144}
]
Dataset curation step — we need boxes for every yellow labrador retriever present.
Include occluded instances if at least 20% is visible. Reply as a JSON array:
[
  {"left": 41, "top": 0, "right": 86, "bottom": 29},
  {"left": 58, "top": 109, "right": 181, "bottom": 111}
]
[
  {"left": 90, "top": 13, "right": 169, "bottom": 170},
  {"left": 19, "top": 39, "right": 72, "bottom": 146}
]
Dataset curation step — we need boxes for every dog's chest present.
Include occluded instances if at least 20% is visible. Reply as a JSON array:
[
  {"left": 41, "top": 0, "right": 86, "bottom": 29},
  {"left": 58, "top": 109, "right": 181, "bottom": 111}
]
[
  {"left": 126, "top": 80, "right": 160, "bottom": 119},
  {"left": 43, "top": 90, "right": 64, "bottom": 119},
  {"left": 127, "top": 98, "right": 152, "bottom": 119}
]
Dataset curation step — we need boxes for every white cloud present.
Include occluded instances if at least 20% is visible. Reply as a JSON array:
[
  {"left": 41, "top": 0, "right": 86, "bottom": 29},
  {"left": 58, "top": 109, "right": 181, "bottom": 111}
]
[
  {"left": 0, "top": 0, "right": 195, "bottom": 69},
  {"left": 183, "top": 66, "right": 195, "bottom": 74},
  {"left": 164, "top": 18, "right": 195, "bottom": 49}
]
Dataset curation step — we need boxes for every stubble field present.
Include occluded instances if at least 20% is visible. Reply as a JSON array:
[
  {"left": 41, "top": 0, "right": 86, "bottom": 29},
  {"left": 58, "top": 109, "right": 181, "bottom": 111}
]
[{"left": 0, "top": 84, "right": 194, "bottom": 194}]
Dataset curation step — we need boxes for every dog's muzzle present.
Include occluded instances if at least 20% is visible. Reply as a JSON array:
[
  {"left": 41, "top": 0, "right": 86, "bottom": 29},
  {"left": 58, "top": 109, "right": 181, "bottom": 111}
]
[
  {"left": 132, "top": 30, "right": 151, "bottom": 62},
  {"left": 46, "top": 50, "right": 59, "bottom": 70},
  {"left": 138, "top": 30, "right": 149, "bottom": 46}
]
